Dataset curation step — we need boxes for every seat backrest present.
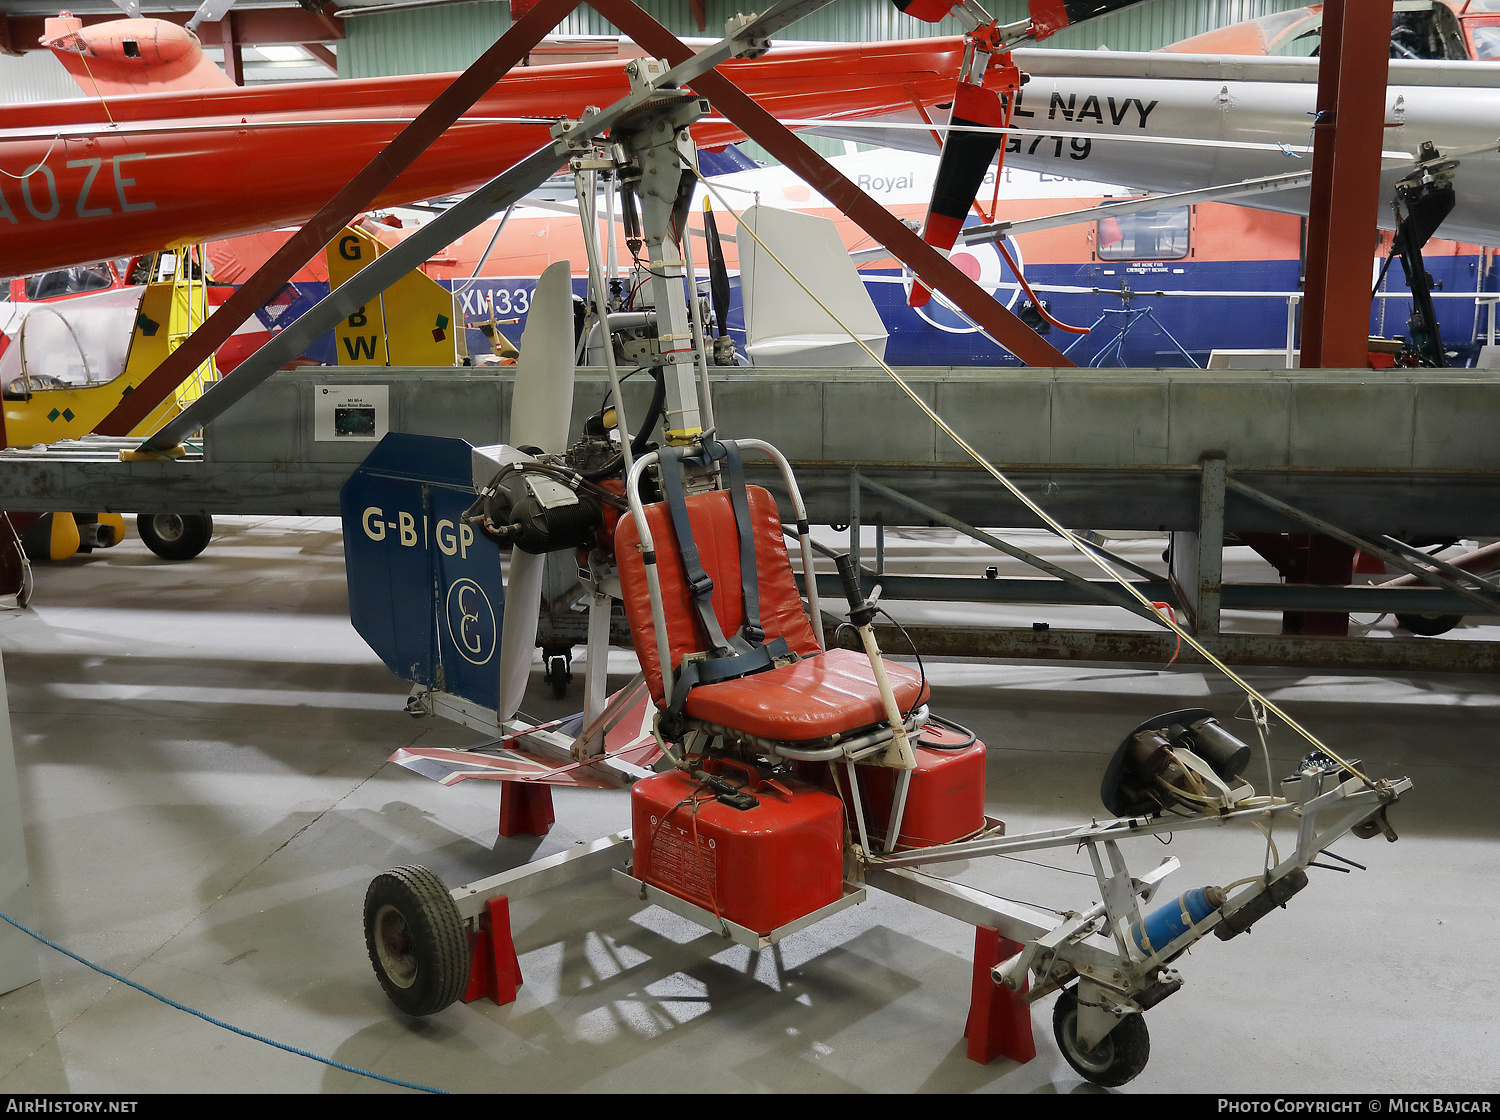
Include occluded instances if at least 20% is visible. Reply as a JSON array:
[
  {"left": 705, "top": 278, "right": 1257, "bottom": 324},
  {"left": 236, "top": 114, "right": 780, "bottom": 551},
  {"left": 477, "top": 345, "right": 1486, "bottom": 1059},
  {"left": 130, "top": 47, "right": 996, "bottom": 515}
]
[{"left": 615, "top": 485, "right": 822, "bottom": 707}]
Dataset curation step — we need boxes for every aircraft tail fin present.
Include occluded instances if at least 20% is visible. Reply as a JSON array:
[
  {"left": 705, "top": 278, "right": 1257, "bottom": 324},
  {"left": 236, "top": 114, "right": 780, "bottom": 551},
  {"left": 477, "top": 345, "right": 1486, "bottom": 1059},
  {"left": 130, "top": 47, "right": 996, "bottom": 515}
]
[
  {"left": 342, "top": 433, "right": 509, "bottom": 713},
  {"left": 43, "top": 16, "right": 236, "bottom": 97},
  {"left": 740, "top": 205, "right": 887, "bottom": 367}
]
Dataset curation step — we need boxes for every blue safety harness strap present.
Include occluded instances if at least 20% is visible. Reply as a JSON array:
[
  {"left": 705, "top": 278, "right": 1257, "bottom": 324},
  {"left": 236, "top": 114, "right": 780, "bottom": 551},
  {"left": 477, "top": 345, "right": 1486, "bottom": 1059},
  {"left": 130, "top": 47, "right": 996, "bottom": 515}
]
[{"left": 657, "top": 437, "right": 793, "bottom": 726}]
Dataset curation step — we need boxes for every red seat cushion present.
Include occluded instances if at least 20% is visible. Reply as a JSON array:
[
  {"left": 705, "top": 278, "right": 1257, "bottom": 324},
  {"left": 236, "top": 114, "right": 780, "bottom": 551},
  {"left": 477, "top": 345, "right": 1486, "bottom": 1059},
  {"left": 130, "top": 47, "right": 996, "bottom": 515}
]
[{"left": 683, "top": 647, "right": 929, "bottom": 743}]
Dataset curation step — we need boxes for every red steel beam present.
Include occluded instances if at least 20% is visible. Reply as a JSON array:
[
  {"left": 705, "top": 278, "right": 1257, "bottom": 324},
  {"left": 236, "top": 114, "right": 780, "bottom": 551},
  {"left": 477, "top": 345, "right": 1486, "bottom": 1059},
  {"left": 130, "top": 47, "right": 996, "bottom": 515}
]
[
  {"left": 1299, "top": 0, "right": 1394, "bottom": 369},
  {"left": 305, "top": 43, "right": 340, "bottom": 74},
  {"left": 588, "top": 0, "right": 1074, "bottom": 368},
  {"left": 221, "top": 15, "right": 244, "bottom": 88},
  {"left": 1289, "top": 0, "right": 1392, "bottom": 636},
  {"left": 94, "top": 0, "right": 582, "bottom": 439}
]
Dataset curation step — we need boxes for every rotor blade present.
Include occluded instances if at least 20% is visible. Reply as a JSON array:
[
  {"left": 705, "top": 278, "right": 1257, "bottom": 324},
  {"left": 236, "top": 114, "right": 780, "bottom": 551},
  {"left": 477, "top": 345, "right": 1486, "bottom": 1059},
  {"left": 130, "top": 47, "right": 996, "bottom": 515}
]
[
  {"left": 956, "top": 171, "right": 1316, "bottom": 245},
  {"left": 497, "top": 259, "right": 576, "bottom": 722},
  {"left": 702, "top": 199, "right": 731, "bottom": 336},
  {"left": 911, "top": 80, "right": 1007, "bottom": 308},
  {"left": 888, "top": 0, "right": 961, "bottom": 20},
  {"left": 1025, "top": 0, "right": 1150, "bottom": 43},
  {"left": 889, "top": 1, "right": 1150, "bottom": 42},
  {"left": 186, "top": 0, "right": 237, "bottom": 34}
]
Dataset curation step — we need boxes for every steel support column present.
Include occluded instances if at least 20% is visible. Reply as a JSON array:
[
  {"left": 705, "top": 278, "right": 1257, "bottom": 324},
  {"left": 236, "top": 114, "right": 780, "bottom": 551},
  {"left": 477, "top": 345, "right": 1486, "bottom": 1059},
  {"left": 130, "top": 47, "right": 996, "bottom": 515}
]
[
  {"left": 1290, "top": 0, "right": 1393, "bottom": 639},
  {"left": 220, "top": 15, "right": 244, "bottom": 88},
  {"left": 1299, "top": 0, "right": 1394, "bottom": 370},
  {"left": 1170, "top": 451, "right": 1225, "bottom": 636}
]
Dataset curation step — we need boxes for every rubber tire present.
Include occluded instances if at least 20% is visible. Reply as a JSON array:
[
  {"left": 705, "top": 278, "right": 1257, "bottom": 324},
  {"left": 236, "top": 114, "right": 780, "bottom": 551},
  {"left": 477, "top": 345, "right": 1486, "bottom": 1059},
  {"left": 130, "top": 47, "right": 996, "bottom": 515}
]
[
  {"left": 1052, "top": 987, "right": 1151, "bottom": 1087},
  {"left": 1395, "top": 612, "right": 1462, "bottom": 637},
  {"left": 137, "top": 513, "right": 213, "bottom": 561},
  {"left": 363, "top": 865, "right": 469, "bottom": 1017}
]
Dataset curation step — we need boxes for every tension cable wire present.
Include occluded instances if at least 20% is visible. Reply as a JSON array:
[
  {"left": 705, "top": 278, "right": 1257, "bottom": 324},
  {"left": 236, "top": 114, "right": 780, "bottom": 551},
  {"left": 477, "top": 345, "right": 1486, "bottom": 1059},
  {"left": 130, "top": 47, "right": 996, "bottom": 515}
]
[
  {"left": 688, "top": 163, "right": 1376, "bottom": 791},
  {"left": 0, "top": 909, "right": 450, "bottom": 1095},
  {"left": 0, "top": 133, "right": 65, "bottom": 181}
]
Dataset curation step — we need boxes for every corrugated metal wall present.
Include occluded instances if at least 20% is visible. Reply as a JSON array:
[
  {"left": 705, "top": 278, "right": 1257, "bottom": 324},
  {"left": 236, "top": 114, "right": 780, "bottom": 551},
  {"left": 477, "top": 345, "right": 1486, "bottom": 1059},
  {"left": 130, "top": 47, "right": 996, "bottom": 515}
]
[
  {"left": 0, "top": 49, "right": 86, "bottom": 104},
  {"left": 342, "top": 0, "right": 1317, "bottom": 78}
]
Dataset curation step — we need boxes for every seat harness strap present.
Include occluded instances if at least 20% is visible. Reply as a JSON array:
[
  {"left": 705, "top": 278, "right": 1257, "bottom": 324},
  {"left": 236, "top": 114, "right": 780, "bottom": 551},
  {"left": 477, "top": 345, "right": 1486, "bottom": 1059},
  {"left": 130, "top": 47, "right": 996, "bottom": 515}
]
[{"left": 657, "top": 438, "right": 792, "bottom": 725}]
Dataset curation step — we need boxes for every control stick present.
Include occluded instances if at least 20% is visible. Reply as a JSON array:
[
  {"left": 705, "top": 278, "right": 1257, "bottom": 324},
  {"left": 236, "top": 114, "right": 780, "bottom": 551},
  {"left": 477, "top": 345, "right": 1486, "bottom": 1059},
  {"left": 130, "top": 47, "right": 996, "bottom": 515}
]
[{"left": 835, "top": 554, "right": 916, "bottom": 769}]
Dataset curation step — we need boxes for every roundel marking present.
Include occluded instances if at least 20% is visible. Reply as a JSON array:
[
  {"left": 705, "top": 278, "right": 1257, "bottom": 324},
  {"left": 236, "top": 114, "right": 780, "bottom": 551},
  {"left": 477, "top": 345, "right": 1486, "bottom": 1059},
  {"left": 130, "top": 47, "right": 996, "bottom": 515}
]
[{"left": 905, "top": 233, "right": 1025, "bottom": 334}]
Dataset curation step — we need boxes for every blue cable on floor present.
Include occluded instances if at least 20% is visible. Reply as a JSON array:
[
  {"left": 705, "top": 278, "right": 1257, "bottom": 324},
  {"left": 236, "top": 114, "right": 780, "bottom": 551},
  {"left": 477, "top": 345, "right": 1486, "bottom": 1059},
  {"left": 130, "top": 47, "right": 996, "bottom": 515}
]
[{"left": 0, "top": 909, "right": 450, "bottom": 1095}]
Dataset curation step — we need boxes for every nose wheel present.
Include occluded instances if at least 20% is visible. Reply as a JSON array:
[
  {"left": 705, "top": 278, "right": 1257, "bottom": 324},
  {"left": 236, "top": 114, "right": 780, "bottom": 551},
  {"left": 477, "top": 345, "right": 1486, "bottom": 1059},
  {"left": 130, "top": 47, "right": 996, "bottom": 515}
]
[
  {"left": 363, "top": 865, "right": 470, "bottom": 1017},
  {"left": 1051, "top": 987, "right": 1151, "bottom": 1087}
]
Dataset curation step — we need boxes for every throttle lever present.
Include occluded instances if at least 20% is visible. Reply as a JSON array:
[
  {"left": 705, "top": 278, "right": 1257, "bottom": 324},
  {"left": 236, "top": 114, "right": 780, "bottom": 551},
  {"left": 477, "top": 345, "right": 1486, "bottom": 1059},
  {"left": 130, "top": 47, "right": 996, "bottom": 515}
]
[{"left": 834, "top": 553, "right": 878, "bottom": 626}]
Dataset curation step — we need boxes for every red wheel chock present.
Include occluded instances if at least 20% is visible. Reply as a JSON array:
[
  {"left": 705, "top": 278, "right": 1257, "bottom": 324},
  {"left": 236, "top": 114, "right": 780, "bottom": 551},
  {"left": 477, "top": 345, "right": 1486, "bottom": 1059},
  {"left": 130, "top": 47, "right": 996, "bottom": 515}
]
[
  {"left": 963, "top": 925, "right": 1036, "bottom": 1065},
  {"left": 498, "top": 779, "right": 555, "bottom": 838},
  {"left": 463, "top": 896, "right": 524, "bottom": 1006}
]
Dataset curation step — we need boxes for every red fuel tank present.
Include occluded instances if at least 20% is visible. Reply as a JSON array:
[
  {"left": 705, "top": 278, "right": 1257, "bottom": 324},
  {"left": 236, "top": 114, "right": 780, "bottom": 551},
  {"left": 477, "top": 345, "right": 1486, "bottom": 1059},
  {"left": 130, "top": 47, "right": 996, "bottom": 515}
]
[
  {"left": 791, "top": 722, "right": 987, "bottom": 849},
  {"left": 631, "top": 759, "right": 844, "bottom": 935},
  {"left": 862, "top": 724, "right": 987, "bottom": 848}
]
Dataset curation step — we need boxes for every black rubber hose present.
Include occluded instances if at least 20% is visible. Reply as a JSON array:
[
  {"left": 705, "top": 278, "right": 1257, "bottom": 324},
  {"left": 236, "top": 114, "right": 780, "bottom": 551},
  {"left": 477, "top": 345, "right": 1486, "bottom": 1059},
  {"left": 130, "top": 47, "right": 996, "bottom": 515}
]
[{"left": 580, "top": 367, "right": 666, "bottom": 480}]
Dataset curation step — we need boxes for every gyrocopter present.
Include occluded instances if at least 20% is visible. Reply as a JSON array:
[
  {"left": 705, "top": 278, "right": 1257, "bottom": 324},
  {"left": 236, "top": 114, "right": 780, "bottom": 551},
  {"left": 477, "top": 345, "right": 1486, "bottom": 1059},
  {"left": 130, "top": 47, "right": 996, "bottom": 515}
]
[{"left": 316, "top": 0, "right": 1414, "bottom": 1087}]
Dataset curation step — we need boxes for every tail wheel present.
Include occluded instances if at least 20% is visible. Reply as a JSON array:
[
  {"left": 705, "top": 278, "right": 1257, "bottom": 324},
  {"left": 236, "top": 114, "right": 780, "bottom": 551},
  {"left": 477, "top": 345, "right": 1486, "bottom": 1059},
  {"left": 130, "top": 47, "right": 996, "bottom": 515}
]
[
  {"left": 1052, "top": 987, "right": 1150, "bottom": 1087},
  {"left": 137, "top": 513, "right": 213, "bottom": 561},
  {"left": 363, "top": 865, "right": 470, "bottom": 1017}
]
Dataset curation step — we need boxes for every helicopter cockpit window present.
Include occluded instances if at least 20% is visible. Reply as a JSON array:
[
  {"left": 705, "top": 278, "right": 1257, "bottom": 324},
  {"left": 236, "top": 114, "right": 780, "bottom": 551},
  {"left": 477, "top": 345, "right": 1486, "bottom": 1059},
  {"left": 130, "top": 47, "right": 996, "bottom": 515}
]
[
  {"left": 1390, "top": 4, "right": 1468, "bottom": 60},
  {"left": 23, "top": 265, "right": 114, "bottom": 301},
  {"left": 1466, "top": 21, "right": 1500, "bottom": 60},
  {"left": 1096, "top": 207, "right": 1190, "bottom": 262}
]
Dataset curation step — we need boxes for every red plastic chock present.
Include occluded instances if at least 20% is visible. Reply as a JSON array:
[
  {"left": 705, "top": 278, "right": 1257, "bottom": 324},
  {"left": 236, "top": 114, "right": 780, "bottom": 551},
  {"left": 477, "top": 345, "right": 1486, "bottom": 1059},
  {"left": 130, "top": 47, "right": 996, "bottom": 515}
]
[
  {"left": 463, "top": 895, "right": 523, "bottom": 1006},
  {"left": 963, "top": 925, "right": 1036, "bottom": 1065},
  {"left": 498, "top": 779, "right": 555, "bottom": 838}
]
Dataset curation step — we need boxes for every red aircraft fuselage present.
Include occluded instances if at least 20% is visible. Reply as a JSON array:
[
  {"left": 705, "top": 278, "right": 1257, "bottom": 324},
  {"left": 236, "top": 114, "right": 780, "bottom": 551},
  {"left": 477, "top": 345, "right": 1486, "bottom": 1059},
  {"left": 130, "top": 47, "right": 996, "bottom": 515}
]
[{"left": 0, "top": 39, "right": 971, "bottom": 277}]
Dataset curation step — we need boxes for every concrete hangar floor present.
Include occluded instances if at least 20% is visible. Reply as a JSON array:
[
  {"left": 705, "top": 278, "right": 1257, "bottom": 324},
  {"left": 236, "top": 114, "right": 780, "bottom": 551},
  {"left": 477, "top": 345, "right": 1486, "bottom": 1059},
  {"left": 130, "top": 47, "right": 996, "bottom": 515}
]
[{"left": 0, "top": 515, "right": 1494, "bottom": 1095}]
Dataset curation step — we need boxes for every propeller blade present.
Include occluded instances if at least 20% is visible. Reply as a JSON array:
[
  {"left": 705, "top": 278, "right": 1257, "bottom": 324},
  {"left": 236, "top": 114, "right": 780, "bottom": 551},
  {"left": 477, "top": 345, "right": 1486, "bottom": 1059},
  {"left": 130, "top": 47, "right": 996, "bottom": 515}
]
[
  {"left": 509, "top": 259, "right": 576, "bottom": 455},
  {"left": 498, "top": 550, "right": 546, "bottom": 723},
  {"left": 702, "top": 199, "right": 731, "bottom": 337},
  {"left": 910, "top": 80, "right": 1008, "bottom": 308},
  {"left": 497, "top": 259, "right": 576, "bottom": 722}
]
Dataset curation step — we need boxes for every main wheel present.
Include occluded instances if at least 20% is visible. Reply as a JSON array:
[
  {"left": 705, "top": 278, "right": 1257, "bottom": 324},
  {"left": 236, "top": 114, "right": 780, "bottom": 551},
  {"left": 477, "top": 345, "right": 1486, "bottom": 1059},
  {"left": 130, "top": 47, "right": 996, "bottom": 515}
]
[
  {"left": 363, "top": 865, "right": 470, "bottom": 1017},
  {"left": 1052, "top": 987, "right": 1150, "bottom": 1087},
  {"left": 1395, "top": 612, "right": 1462, "bottom": 636},
  {"left": 137, "top": 513, "right": 213, "bottom": 561}
]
